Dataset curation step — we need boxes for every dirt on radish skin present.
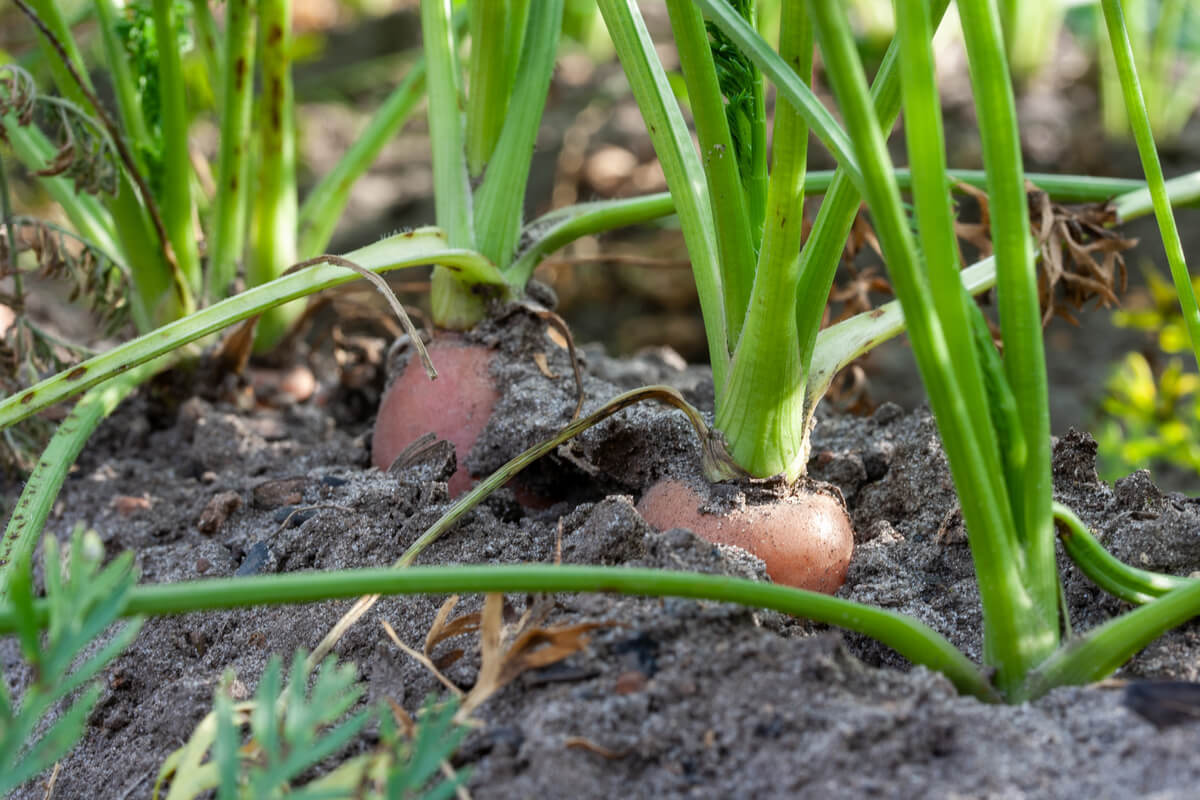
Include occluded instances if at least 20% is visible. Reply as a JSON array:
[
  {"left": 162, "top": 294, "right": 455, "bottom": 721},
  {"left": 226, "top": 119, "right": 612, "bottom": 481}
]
[
  {"left": 371, "top": 335, "right": 498, "bottom": 496},
  {"left": 637, "top": 478, "right": 855, "bottom": 593}
]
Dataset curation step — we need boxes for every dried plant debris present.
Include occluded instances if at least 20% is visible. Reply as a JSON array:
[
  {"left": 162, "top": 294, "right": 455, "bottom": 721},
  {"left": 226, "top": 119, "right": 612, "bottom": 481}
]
[
  {"left": 954, "top": 181, "right": 1135, "bottom": 325},
  {"left": 389, "top": 594, "right": 613, "bottom": 722},
  {"left": 0, "top": 65, "right": 120, "bottom": 196},
  {"left": 1027, "top": 186, "right": 1134, "bottom": 325}
]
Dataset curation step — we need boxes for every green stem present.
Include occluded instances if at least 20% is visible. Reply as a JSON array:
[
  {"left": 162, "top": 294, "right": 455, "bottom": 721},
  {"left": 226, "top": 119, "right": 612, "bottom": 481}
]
[
  {"left": 1100, "top": 0, "right": 1200, "bottom": 373},
  {"left": 1053, "top": 502, "right": 1193, "bottom": 606},
  {"left": 208, "top": 0, "right": 256, "bottom": 298},
  {"left": 509, "top": 193, "right": 678, "bottom": 286},
  {"left": 809, "top": 0, "right": 1041, "bottom": 700},
  {"left": 1114, "top": 170, "right": 1200, "bottom": 222},
  {"left": 510, "top": 167, "right": 1152, "bottom": 287},
  {"left": 472, "top": 0, "right": 564, "bottom": 270},
  {"left": 191, "top": 0, "right": 224, "bottom": 107},
  {"left": 0, "top": 361, "right": 165, "bottom": 600},
  {"left": 152, "top": 0, "right": 203, "bottom": 297},
  {"left": 465, "top": 0, "right": 529, "bottom": 176},
  {"left": 0, "top": 230, "right": 506, "bottom": 429},
  {"left": 422, "top": 0, "right": 484, "bottom": 329},
  {"left": 298, "top": 60, "right": 427, "bottom": 258},
  {"left": 597, "top": 0, "right": 729, "bottom": 393},
  {"left": 0, "top": 564, "right": 996, "bottom": 701},
  {"left": 714, "top": 2, "right": 811, "bottom": 480},
  {"left": 958, "top": 0, "right": 1056, "bottom": 647},
  {"left": 666, "top": 0, "right": 755, "bottom": 345},
  {"left": 1019, "top": 578, "right": 1200, "bottom": 701},
  {"left": 249, "top": 0, "right": 301, "bottom": 349}
]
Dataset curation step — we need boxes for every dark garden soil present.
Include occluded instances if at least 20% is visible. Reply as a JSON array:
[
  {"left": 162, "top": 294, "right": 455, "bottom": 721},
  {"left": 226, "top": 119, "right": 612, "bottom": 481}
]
[{"left": 4, "top": 307, "right": 1200, "bottom": 799}]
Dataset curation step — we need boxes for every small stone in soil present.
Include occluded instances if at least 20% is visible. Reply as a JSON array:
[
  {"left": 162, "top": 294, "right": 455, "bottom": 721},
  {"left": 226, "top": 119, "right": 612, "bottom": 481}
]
[
  {"left": 252, "top": 477, "right": 311, "bottom": 508},
  {"left": 197, "top": 490, "right": 242, "bottom": 534},
  {"left": 235, "top": 541, "right": 274, "bottom": 576}
]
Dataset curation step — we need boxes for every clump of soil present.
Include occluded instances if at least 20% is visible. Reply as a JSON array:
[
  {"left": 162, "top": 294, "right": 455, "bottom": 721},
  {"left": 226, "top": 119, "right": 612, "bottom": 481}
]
[{"left": 4, "top": 308, "right": 1200, "bottom": 798}]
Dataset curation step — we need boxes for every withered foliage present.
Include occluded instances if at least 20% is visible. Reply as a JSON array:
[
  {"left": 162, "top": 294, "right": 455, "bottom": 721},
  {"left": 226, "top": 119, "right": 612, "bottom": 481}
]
[
  {"left": 390, "top": 594, "right": 613, "bottom": 722},
  {"left": 953, "top": 181, "right": 1135, "bottom": 325},
  {"left": 0, "top": 65, "right": 120, "bottom": 197},
  {"left": 0, "top": 220, "right": 129, "bottom": 474}
]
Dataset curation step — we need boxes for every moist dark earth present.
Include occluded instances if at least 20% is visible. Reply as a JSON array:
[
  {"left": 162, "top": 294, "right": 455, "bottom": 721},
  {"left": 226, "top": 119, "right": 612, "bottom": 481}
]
[{"left": 4, "top": 308, "right": 1200, "bottom": 799}]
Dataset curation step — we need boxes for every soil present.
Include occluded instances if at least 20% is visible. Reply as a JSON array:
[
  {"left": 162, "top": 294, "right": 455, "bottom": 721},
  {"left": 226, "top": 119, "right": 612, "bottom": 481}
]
[{"left": 4, "top": 307, "right": 1200, "bottom": 799}]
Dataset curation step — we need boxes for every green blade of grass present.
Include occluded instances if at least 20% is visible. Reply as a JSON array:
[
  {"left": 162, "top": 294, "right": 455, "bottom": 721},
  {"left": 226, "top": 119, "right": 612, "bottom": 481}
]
[
  {"left": 1053, "top": 502, "right": 1193, "bottom": 606},
  {"left": 0, "top": 229, "right": 506, "bottom": 429},
  {"left": 1100, "top": 0, "right": 1200, "bottom": 372},
  {"left": 0, "top": 361, "right": 163, "bottom": 601},
  {"left": 297, "top": 55, "right": 430, "bottom": 258},
  {"left": 0, "top": 564, "right": 996, "bottom": 701}
]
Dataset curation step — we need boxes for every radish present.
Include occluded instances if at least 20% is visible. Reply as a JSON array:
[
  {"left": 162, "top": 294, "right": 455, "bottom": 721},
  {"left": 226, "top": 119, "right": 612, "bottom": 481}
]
[
  {"left": 637, "top": 478, "right": 854, "bottom": 593},
  {"left": 371, "top": 335, "right": 498, "bottom": 497}
]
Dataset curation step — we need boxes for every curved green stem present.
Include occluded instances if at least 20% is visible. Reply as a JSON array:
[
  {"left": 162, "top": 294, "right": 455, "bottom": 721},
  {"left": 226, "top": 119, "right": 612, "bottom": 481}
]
[
  {"left": 0, "top": 564, "right": 996, "bottom": 701},
  {"left": 1053, "top": 502, "right": 1193, "bottom": 606}
]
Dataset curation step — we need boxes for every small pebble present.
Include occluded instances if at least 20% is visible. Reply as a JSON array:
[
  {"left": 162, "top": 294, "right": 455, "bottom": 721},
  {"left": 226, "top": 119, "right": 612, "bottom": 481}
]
[{"left": 235, "top": 541, "right": 273, "bottom": 576}]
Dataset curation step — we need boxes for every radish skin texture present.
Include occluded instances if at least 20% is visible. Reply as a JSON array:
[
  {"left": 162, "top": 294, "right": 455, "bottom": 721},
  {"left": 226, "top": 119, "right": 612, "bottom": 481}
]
[
  {"left": 637, "top": 479, "right": 854, "bottom": 593},
  {"left": 371, "top": 336, "right": 498, "bottom": 496}
]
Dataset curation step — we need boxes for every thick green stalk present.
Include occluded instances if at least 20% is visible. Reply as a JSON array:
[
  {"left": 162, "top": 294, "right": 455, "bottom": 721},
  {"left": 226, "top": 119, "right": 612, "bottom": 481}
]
[
  {"left": 191, "top": 0, "right": 224, "bottom": 106},
  {"left": 809, "top": 0, "right": 1041, "bottom": 699},
  {"left": 465, "top": 0, "right": 529, "bottom": 176},
  {"left": 958, "top": 0, "right": 1056, "bottom": 643},
  {"left": 473, "top": 0, "right": 564, "bottom": 270},
  {"left": 666, "top": 0, "right": 755, "bottom": 344},
  {"left": 208, "top": 0, "right": 256, "bottom": 298},
  {"left": 422, "top": 0, "right": 485, "bottom": 329},
  {"left": 248, "top": 0, "right": 301, "bottom": 349},
  {"left": 597, "top": 0, "right": 730, "bottom": 392},
  {"left": 297, "top": 61, "right": 425, "bottom": 258},
  {"left": 0, "top": 564, "right": 996, "bottom": 701},
  {"left": 0, "top": 230, "right": 506, "bottom": 429},
  {"left": 895, "top": 0, "right": 1013, "bottom": 529},
  {"left": 0, "top": 361, "right": 164, "bottom": 600},
  {"left": 714, "top": 2, "right": 811, "bottom": 479},
  {"left": 1100, "top": 0, "right": 1200, "bottom": 372},
  {"left": 152, "top": 0, "right": 203, "bottom": 297}
]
